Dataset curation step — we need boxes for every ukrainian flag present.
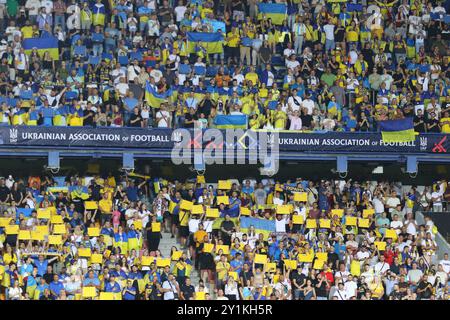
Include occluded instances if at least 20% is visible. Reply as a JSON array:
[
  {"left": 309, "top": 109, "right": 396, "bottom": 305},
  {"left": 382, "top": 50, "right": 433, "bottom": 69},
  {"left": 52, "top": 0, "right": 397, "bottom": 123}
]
[
  {"left": 23, "top": 37, "right": 59, "bottom": 60},
  {"left": 214, "top": 115, "right": 248, "bottom": 129},
  {"left": 187, "top": 32, "right": 224, "bottom": 54},
  {"left": 92, "top": 3, "right": 106, "bottom": 26},
  {"left": 380, "top": 117, "right": 416, "bottom": 143},
  {"left": 240, "top": 216, "right": 276, "bottom": 240},
  {"left": 145, "top": 82, "right": 175, "bottom": 108},
  {"left": 257, "top": 3, "right": 287, "bottom": 25}
]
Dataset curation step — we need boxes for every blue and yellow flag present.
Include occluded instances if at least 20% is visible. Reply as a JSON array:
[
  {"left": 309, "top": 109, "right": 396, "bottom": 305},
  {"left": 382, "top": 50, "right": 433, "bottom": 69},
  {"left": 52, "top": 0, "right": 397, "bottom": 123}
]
[
  {"left": 187, "top": 32, "right": 224, "bottom": 54},
  {"left": 240, "top": 217, "right": 275, "bottom": 240},
  {"left": 214, "top": 115, "right": 248, "bottom": 129},
  {"left": 145, "top": 82, "right": 174, "bottom": 108},
  {"left": 23, "top": 37, "right": 59, "bottom": 60},
  {"left": 257, "top": 3, "right": 287, "bottom": 25},
  {"left": 380, "top": 117, "right": 416, "bottom": 143}
]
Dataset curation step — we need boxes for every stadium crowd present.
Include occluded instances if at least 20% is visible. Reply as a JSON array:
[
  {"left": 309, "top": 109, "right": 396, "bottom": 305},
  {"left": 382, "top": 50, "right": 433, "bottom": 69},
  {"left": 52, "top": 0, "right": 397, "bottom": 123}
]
[
  {"left": 0, "top": 0, "right": 448, "bottom": 132},
  {"left": 0, "top": 172, "right": 449, "bottom": 300}
]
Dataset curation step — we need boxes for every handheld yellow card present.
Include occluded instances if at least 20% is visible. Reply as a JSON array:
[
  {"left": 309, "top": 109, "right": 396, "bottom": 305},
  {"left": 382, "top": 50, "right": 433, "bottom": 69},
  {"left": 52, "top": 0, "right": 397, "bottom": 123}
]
[
  {"left": 363, "top": 209, "right": 375, "bottom": 218},
  {"left": 315, "top": 252, "right": 328, "bottom": 261},
  {"left": 306, "top": 219, "right": 317, "bottom": 229},
  {"left": 99, "top": 292, "right": 114, "bottom": 300},
  {"left": 217, "top": 180, "right": 232, "bottom": 190},
  {"left": 203, "top": 243, "right": 214, "bottom": 253},
  {"left": 196, "top": 291, "right": 206, "bottom": 300},
  {"left": 358, "top": 218, "right": 370, "bottom": 228},
  {"left": 292, "top": 215, "right": 304, "bottom": 224},
  {"left": 156, "top": 258, "right": 171, "bottom": 267},
  {"left": 191, "top": 205, "right": 204, "bottom": 215},
  {"left": 5, "top": 225, "right": 19, "bottom": 235},
  {"left": 319, "top": 219, "right": 331, "bottom": 228},
  {"left": 180, "top": 200, "right": 193, "bottom": 211},
  {"left": 331, "top": 209, "right": 344, "bottom": 218},
  {"left": 48, "top": 235, "right": 62, "bottom": 245},
  {"left": 313, "top": 260, "right": 325, "bottom": 270},
  {"left": 133, "top": 220, "right": 143, "bottom": 230},
  {"left": 276, "top": 205, "right": 291, "bottom": 215},
  {"left": 240, "top": 207, "right": 251, "bottom": 216},
  {"left": 298, "top": 254, "right": 314, "bottom": 263},
  {"left": 216, "top": 196, "right": 229, "bottom": 205},
  {"left": 18, "top": 230, "right": 31, "bottom": 240},
  {"left": 266, "top": 263, "right": 277, "bottom": 272},
  {"left": 50, "top": 215, "right": 63, "bottom": 224},
  {"left": 31, "top": 231, "right": 44, "bottom": 241},
  {"left": 294, "top": 192, "right": 308, "bottom": 202},
  {"left": 216, "top": 245, "right": 230, "bottom": 255},
  {"left": 141, "top": 256, "right": 154, "bottom": 266},
  {"left": 374, "top": 241, "right": 387, "bottom": 251},
  {"left": 78, "top": 248, "right": 91, "bottom": 257},
  {"left": 385, "top": 229, "right": 397, "bottom": 239},
  {"left": 85, "top": 201, "right": 98, "bottom": 210},
  {"left": 345, "top": 216, "right": 357, "bottom": 226},
  {"left": 228, "top": 271, "right": 238, "bottom": 281},
  {"left": 53, "top": 224, "right": 66, "bottom": 234},
  {"left": 284, "top": 259, "right": 297, "bottom": 269},
  {"left": 254, "top": 254, "right": 267, "bottom": 264},
  {"left": 36, "top": 225, "right": 49, "bottom": 235},
  {"left": 88, "top": 227, "right": 100, "bottom": 237},
  {"left": 206, "top": 208, "right": 219, "bottom": 218},
  {"left": 171, "top": 251, "right": 183, "bottom": 261},
  {"left": 37, "top": 209, "right": 50, "bottom": 219},
  {"left": 152, "top": 222, "right": 161, "bottom": 232},
  {"left": 82, "top": 287, "right": 97, "bottom": 298},
  {"left": 197, "top": 175, "right": 206, "bottom": 184},
  {"left": 91, "top": 254, "right": 103, "bottom": 264},
  {"left": 0, "top": 217, "right": 11, "bottom": 227}
]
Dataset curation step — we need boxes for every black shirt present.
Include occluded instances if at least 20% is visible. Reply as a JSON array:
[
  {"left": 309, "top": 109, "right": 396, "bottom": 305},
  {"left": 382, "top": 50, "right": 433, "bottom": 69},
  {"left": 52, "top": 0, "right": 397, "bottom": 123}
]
[
  {"left": 291, "top": 270, "right": 306, "bottom": 288},
  {"left": 426, "top": 118, "right": 440, "bottom": 133},
  {"left": 417, "top": 280, "right": 432, "bottom": 299},
  {"left": 0, "top": 186, "right": 10, "bottom": 202},
  {"left": 129, "top": 113, "right": 142, "bottom": 127},
  {"left": 414, "top": 115, "right": 426, "bottom": 132},
  {"left": 300, "top": 114, "right": 313, "bottom": 129},
  {"left": 83, "top": 109, "right": 95, "bottom": 126},
  {"left": 184, "top": 112, "right": 198, "bottom": 128},
  {"left": 314, "top": 278, "right": 328, "bottom": 297},
  {"left": 181, "top": 284, "right": 195, "bottom": 300}
]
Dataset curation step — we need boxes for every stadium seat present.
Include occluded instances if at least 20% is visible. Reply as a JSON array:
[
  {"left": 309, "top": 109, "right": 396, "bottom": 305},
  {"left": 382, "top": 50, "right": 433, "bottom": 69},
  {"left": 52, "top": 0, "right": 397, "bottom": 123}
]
[
  {"left": 118, "top": 55, "right": 129, "bottom": 66},
  {"left": 88, "top": 55, "right": 101, "bottom": 65},
  {"left": 194, "top": 66, "right": 206, "bottom": 76},
  {"left": 179, "top": 64, "right": 192, "bottom": 74}
]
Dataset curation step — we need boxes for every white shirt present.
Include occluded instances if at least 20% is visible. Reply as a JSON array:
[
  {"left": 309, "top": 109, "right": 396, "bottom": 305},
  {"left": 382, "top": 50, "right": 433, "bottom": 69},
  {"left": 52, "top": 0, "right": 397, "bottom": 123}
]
[
  {"left": 386, "top": 196, "right": 400, "bottom": 212},
  {"left": 162, "top": 280, "right": 177, "bottom": 300},
  {"left": 188, "top": 218, "right": 200, "bottom": 233},
  {"left": 174, "top": 5, "right": 187, "bottom": 22},
  {"left": 288, "top": 96, "right": 303, "bottom": 112},
  {"left": 439, "top": 259, "right": 450, "bottom": 274},
  {"left": 344, "top": 281, "right": 357, "bottom": 298},
  {"left": 156, "top": 110, "right": 171, "bottom": 128},
  {"left": 302, "top": 99, "right": 315, "bottom": 115},
  {"left": 333, "top": 289, "right": 348, "bottom": 300},
  {"left": 25, "top": 0, "right": 42, "bottom": 15},
  {"left": 374, "top": 261, "right": 390, "bottom": 275},
  {"left": 323, "top": 24, "right": 335, "bottom": 40},
  {"left": 41, "top": 0, "right": 53, "bottom": 14}
]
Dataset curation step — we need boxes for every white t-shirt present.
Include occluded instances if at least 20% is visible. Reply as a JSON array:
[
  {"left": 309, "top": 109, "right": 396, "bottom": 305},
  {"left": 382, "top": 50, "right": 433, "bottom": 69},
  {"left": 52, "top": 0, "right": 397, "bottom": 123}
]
[
  {"left": 174, "top": 5, "right": 187, "bottom": 22},
  {"left": 188, "top": 218, "right": 200, "bottom": 233},
  {"left": 439, "top": 259, "right": 450, "bottom": 274},
  {"left": 386, "top": 197, "right": 400, "bottom": 212},
  {"left": 302, "top": 99, "right": 315, "bottom": 115},
  {"left": 156, "top": 110, "right": 171, "bottom": 128},
  {"left": 162, "top": 280, "right": 177, "bottom": 300},
  {"left": 323, "top": 24, "right": 335, "bottom": 40},
  {"left": 344, "top": 281, "right": 357, "bottom": 298}
]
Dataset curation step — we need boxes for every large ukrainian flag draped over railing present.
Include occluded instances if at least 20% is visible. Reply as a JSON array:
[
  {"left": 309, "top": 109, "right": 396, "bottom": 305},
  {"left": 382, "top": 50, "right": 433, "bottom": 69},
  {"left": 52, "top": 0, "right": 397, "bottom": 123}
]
[
  {"left": 187, "top": 32, "right": 224, "bottom": 54},
  {"left": 145, "top": 82, "right": 174, "bottom": 108},
  {"left": 380, "top": 117, "right": 416, "bottom": 143},
  {"left": 257, "top": 3, "right": 287, "bottom": 25},
  {"left": 23, "top": 37, "right": 59, "bottom": 60},
  {"left": 214, "top": 115, "right": 248, "bottom": 129},
  {"left": 240, "top": 217, "right": 276, "bottom": 239}
]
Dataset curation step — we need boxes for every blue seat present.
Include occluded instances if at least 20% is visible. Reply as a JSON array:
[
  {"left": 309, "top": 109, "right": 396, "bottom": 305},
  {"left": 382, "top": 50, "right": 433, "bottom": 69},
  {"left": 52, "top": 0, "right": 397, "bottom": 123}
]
[
  {"left": 20, "top": 90, "right": 33, "bottom": 100},
  {"left": 194, "top": 66, "right": 206, "bottom": 75},
  {"left": 206, "top": 66, "right": 219, "bottom": 77},
  {"left": 65, "top": 91, "right": 79, "bottom": 101},
  {"left": 271, "top": 56, "right": 284, "bottom": 66},
  {"left": 73, "top": 45, "right": 87, "bottom": 57},
  {"left": 102, "top": 52, "right": 113, "bottom": 61},
  {"left": 88, "top": 55, "right": 100, "bottom": 65},
  {"left": 179, "top": 64, "right": 191, "bottom": 74},
  {"left": 129, "top": 51, "right": 143, "bottom": 61},
  {"left": 118, "top": 55, "right": 129, "bottom": 66}
]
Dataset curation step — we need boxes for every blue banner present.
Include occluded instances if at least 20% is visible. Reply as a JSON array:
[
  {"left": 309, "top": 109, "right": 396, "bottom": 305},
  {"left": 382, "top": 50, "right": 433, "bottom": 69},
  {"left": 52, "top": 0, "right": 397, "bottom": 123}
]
[
  {"left": 0, "top": 126, "right": 448, "bottom": 154},
  {"left": 240, "top": 216, "right": 276, "bottom": 232}
]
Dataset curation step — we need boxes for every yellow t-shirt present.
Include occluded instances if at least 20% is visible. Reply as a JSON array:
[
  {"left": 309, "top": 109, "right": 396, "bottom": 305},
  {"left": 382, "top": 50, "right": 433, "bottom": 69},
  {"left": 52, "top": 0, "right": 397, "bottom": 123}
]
[
  {"left": 226, "top": 32, "right": 240, "bottom": 47},
  {"left": 21, "top": 26, "right": 34, "bottom": 39},
  {"left": 346, "top": 30, "right": 358, "bottom": 42},
  {"left": 245, "top": 72, "right": 258, "bottom": 85},
  {"left": 216, "top": 261, "right": 230, "bottom": 280},
  {"left": 440, "top": 117, "right": 450, "bottom": 133},
  {"left": 99, "top": 199, "right": 112, "bottom": 214}
]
